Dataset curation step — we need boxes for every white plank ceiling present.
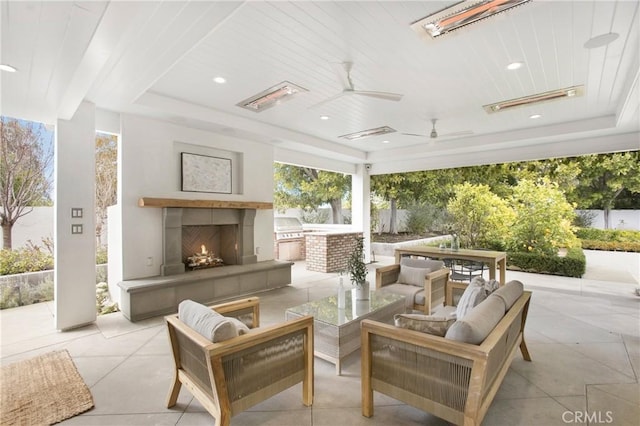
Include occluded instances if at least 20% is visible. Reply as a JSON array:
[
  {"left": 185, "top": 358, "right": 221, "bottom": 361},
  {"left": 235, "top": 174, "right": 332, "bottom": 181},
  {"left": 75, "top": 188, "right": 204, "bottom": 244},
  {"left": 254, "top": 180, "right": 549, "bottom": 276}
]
[{"left": 1, "top": 0, "right": 638, "bottom": 173}]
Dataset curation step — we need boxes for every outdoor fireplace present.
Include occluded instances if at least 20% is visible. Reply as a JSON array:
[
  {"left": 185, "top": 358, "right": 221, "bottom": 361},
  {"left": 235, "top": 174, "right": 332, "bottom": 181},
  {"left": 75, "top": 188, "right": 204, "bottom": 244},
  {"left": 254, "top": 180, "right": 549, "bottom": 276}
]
[{"left": 161, "top": 207, "right": 257, "bottom": 276}]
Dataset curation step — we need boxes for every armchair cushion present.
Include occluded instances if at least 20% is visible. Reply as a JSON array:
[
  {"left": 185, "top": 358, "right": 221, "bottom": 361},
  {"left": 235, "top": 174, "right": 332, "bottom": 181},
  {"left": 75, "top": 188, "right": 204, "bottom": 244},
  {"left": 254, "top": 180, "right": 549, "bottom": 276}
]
[
  {"left": 397, "top": 265, "right": 432, "bottom": 287},
  {"left": 445, "top": 296, "right": 506, "bottom": 344},
  {"left": 178, "top": 299, "right": 238, "bottom": 342},
  {"left": 379, "top": 284, "right": 423, "bottom": 310},
  {"left": 455, "top": 281, "right": 487, "bottom": 319},
  {"left": 394, "top": 313, "right": 456, "bottom": 336},
  {"left": 397, "top": 258, "right": 445, "bottom": 287}
]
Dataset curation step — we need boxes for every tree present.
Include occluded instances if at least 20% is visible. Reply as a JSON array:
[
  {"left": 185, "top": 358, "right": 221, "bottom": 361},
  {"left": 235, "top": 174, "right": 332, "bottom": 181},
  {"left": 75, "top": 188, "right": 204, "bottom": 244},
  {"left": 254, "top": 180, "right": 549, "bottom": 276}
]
[
  {"left": 572, "top": 152, "right": 640, "bottom": 228},
  {"left": 447, "top": 182, "right": 515, "bottom": 248},
  {"left": 95, "top": 133, "right": 118, "bottom": 247},
  {"left": 274, "top": 164, "right": 350, "bottom": 224},
  {"left": 0, "top": 117, "right": 53, "bottom": 249}
]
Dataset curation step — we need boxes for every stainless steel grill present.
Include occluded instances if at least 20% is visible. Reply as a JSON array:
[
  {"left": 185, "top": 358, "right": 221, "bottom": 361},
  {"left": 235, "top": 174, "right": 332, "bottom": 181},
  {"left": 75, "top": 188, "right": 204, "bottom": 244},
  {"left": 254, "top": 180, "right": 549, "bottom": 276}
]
[{"left": 274, "top": 217, "right": 304, "bottom": 240}]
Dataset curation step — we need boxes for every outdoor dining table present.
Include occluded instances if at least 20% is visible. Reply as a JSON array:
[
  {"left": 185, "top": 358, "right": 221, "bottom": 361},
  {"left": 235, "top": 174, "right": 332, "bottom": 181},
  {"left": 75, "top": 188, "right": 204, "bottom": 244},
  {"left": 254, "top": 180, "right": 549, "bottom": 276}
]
[{"left": 394, "top": 246, "right": 508, "bottom": 285}]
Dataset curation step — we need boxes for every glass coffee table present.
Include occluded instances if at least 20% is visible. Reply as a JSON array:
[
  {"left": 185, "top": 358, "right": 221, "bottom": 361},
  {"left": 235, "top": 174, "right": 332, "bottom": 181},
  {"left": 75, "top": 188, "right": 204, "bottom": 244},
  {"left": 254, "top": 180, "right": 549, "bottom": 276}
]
[{"left": 285, "top": 289, "right": 406, "bottom": 375}]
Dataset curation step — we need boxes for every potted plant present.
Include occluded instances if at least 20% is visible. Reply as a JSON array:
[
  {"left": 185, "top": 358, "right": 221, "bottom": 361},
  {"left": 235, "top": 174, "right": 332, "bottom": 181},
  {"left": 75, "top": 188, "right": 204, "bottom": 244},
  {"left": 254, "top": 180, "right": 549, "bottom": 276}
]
[{"left": 347, "top": 236, "right": 369, "bottom": 300}]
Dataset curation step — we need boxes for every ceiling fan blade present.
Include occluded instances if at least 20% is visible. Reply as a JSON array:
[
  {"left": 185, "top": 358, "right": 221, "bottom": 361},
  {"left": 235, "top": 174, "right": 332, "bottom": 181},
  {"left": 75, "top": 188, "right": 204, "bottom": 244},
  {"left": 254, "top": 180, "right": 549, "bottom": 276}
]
[
  {"left": 331, "top": 62, "right": 353, "bottom": 90},
  {"left": 307, "top": 91, "right": 347, "bottom": 109},
  {"left": 400, "top": 132, "right": 427, "bottom": 137},
  {"left": 352, "top": 90, "right": 403, "bottom": 101},
  {"left": 438, "top": 130, "right": 474, "bottom": 138}
]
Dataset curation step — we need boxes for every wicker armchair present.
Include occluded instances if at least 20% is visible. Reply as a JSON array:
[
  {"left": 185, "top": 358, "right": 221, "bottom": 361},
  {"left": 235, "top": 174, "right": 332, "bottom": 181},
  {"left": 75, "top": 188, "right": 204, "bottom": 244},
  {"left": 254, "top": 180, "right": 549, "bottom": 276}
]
[
  {"left": 375, "top": 258, "right": 450, "bottom": 314},
  {"left": 165, "top": 297, "right": 314, "bottom": 426}
]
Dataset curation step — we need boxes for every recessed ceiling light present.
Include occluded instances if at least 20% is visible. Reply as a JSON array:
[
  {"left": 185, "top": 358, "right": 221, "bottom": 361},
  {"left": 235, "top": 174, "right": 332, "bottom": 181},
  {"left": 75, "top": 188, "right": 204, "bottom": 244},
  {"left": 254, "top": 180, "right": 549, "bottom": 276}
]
[
  {"left": 584, "top": 32, "right": 619, "bottom": 49},
  {"left": 529, "top": 114, "right": 542, "bottom": 119},
  {"left": 213, "top": 76, "right": 226, "bottom": 84},
  {"left": 507, "top": 61, "right": 523, "bottom": 70},
  {"left": 320, "top": 115, "right": 330, "bottom": 120},
  {"left": 0, "top": 64, "right": 17, "bottom": 72},
  {"left": 382, "top": 140, "right": 390, "bottom": 144}
]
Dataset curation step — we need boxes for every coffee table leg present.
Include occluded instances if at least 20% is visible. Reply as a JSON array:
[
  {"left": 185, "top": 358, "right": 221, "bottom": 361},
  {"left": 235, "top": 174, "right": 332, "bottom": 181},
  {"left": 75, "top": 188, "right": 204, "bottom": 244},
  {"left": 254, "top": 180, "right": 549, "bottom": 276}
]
[{"left": 336, "top": 358, "right": 342, "bottom": 375}]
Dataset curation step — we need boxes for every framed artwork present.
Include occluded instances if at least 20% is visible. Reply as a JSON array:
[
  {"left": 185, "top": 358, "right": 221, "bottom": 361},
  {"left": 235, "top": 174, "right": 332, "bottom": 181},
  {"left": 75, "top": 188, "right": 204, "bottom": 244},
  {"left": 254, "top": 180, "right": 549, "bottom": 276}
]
[{"left": 181, "top": 152, "right": 232, "bottom": 193}]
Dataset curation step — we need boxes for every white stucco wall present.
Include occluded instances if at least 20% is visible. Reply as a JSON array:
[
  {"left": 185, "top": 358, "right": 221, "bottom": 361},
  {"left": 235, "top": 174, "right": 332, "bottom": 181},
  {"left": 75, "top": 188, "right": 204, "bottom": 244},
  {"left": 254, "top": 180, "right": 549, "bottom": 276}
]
[
  {"left": 117, "top": 114, "right": 275, "bottom": 281},
  {"left": 0, "top": 207, "right": 53, "bottom": 249}
]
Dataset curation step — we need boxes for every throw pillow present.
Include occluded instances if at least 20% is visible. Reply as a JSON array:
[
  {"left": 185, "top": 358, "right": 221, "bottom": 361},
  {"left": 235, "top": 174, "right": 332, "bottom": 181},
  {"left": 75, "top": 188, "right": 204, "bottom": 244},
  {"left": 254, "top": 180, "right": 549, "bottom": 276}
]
[
  {"left": 455, "top": 281, "right": 487, "bottom": 319},
  {"left": 227, "top": 317, "right": 251, "bottom": 335},
  {"left": 394, "top": 313, "right": 456, "bottom": 337},
  {"left": 178, "top": 299, "right": 238, "bottom": 342},
  {"left": 397, "top": 265, "right": 431, "bottom": 287},
  {"left": 471, "top": 276, "right": 500, "bottom": 296}
]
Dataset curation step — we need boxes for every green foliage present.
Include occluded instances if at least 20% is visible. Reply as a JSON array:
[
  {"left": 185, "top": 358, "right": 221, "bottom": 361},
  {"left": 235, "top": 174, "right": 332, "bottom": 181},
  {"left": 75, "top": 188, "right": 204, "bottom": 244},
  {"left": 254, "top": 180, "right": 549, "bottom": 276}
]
[
  {"left": 0, "top": 244, "right": 53, "bottom": 275},
  {"left": 403, "top": 203, "right": 429, "bottom": 234},
  {"left": 447, "top": 183, "right": 515, "bottom": 249},
  {"left": 300, "top": 208, "right": 329, "bottom": 224},
  {"left": 274, "top": 163, "right": 350, "bottom": 223},
  {"left": 576, "top": 228, "right": 640, "bottom": 252},
  {"left": 508, "top": 247, "right": 586, "bottom": 278},
  {"left": 573, "top": 210, "right": 597, "bottom": 228},
  {"left": 96, "top": 281, "right": 119, "bottom": 315},
  {"left": 346, "top": 237, "right": 367, "bottom": 286},
  {"left": 572, "top": 152, "right": 640, "bottom": 211},
  {"left": 508, "top": 179, "right": 578, "bottom": 255},
  {"left": 0, "top": 274, "right": 54, "bottom": 309},
  {"left": 96, "top": 246, "right": 108, "bottom": 265}
]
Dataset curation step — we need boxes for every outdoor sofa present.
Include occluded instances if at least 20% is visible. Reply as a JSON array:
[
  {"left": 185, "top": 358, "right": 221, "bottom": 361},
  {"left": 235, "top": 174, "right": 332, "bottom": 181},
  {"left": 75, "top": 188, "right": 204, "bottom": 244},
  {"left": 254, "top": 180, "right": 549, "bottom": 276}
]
[{"left": 361, "top": 279, "right": 531, "bottom": 426}]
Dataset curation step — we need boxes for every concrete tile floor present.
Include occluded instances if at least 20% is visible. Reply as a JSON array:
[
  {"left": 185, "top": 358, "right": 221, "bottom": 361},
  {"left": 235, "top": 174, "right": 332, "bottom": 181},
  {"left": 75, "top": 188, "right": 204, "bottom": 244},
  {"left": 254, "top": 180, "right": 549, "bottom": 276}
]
[{"left": 1, "top": 254, "right": 639, "bottom": 426}]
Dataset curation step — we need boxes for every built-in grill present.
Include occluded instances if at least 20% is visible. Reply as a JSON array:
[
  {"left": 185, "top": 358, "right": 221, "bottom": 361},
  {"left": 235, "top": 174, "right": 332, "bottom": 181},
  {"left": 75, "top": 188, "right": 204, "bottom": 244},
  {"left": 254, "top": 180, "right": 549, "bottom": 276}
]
[
  {"left": 274, "top": 217, "right": 305, "bottom": 261},
  {"left": 274, "top": 217, "right": 304, "bottom": 240}
]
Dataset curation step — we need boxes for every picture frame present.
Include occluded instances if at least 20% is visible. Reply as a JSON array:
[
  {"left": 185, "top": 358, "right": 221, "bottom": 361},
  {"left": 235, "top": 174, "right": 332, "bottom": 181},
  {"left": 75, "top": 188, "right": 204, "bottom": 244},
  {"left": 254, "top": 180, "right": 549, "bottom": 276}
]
[{"left": 181, "top": 152, "right": 232, "bottom": 194}]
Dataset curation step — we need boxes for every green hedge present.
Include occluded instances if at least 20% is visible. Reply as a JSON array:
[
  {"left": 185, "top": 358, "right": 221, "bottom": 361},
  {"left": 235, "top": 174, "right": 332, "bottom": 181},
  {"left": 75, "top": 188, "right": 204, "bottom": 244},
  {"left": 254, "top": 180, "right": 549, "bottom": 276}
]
[
  {"left": 0, "top": 248, "right": 54, "bottom": 275},
  {"left": 507, "top": 247, "right": 586, "bottom": 278},
  {"left": 575, "top": 228, "right": 640, "bottom": 252}
]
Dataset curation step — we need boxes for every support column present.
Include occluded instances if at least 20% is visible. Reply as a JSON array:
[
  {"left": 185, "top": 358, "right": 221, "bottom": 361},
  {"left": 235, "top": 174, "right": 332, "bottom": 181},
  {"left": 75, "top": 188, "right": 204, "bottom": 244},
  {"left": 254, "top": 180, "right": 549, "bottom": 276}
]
[
  {"left": 352, "top": 164, "right": 372, "bottom": 263},
  {"left": 55, "top": 102, "right": 97, "bottom": 330}
]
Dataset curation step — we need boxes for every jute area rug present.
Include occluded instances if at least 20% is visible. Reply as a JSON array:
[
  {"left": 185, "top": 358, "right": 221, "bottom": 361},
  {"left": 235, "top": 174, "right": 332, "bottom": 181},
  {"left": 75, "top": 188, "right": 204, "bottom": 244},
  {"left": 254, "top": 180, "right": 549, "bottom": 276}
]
[{"left": 0, "top": 349, "right": 94, "bottom": 425}]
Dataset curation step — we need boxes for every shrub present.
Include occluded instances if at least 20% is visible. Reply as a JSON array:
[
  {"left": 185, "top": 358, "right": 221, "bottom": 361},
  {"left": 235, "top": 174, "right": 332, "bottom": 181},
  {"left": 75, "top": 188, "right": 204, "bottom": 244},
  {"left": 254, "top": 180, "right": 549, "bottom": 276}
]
[
  {"left": 403, "top": 202, "right": 446, "bottom": 234},
  {"left": 576, "top": 228, "right": 640, "bottom": 252},
  {"left": 300, "top": 208, "right": 329, "bottom": 224},
  {"left": 447, "top": 183, "right": 515, "bottom": 249},
  {"left": 507, "top": 247, "right": 586, "bottom": 278},
  {"left": 508, "top": 179, "right": 578, "bottom": 256},
  {"left": 0, "top": 244, "right": 54, "bottom": 275},
  {"left": 96, "top": 246, "right": 108, "bottom": 264}
]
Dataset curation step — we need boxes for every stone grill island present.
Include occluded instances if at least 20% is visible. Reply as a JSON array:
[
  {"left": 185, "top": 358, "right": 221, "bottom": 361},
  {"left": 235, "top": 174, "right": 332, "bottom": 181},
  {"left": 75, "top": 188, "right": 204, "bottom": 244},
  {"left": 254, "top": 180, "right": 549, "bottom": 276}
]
[{"left": 118, "top": 198, "right": 292, "bottom": 321}]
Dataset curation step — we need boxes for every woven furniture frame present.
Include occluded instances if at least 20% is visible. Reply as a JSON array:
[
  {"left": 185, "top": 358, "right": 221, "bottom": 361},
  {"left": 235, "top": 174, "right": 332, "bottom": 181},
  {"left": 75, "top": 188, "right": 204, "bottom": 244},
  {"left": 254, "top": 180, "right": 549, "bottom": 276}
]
[
  {"left": 361, "top": 281, "right": 532, "bottom": 426},
  {"left": 375, "top": 263, "right": 450, "bottom": 314},
  {"left": 285, "top": 290, "right": 405, "bottom": 375},
  {"left": 166, "top": 297, "right": 314, "bottom": 426}
]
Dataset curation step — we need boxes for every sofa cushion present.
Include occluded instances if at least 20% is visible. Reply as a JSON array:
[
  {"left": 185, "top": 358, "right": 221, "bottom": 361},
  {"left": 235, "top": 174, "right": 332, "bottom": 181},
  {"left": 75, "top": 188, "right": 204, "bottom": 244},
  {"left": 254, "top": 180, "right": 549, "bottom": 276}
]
[
  {"left": 178, "top": 299, "right": 238, "bottom": 342},
  {"left": 491, "top": 280, "right": 524, "bottom": 310},
  {"left": 227, "top": 317, "right": 251, "bottom": 335},
  {"left": 455, "top": 281, "right": 487, "bottom": 319},
  {"left": 394, "top": 313, "right": 456, "bottom": 336},
  {"left": 445, "top": 296, "right": 506, "bottom": 344}
]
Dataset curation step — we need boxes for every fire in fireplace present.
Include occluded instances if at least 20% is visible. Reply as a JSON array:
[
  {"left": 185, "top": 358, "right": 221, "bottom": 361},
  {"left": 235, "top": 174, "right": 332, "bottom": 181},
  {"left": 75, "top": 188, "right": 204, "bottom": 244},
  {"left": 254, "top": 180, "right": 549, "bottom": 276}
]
[{"left": 185, "top": 244, "right": 224, "bottom": 270}]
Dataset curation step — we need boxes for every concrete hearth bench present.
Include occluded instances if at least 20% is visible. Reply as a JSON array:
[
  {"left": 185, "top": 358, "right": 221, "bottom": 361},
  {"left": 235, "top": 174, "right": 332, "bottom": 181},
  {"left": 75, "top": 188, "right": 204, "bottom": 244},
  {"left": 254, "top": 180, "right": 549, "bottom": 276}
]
[{"left": 118, "top": 260, "right": 293, "bottom": 321}]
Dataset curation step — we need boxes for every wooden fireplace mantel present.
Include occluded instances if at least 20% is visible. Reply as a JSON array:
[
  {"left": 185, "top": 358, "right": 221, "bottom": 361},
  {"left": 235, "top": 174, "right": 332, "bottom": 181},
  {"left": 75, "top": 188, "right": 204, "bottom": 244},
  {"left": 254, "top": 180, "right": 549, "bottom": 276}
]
[{"left": 138, "top": 197, "right": 273, "bottom": 210}]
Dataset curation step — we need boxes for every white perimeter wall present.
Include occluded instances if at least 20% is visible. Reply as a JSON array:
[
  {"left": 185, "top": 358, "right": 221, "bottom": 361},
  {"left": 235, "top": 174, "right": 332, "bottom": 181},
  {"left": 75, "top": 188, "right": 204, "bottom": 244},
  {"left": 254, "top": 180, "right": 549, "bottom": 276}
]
[
  {"left": 0, "top": 207, "right": 53, "bottom": 249},
  {"left": 117, "top": 114, "right": 275, "bottom": 281}
]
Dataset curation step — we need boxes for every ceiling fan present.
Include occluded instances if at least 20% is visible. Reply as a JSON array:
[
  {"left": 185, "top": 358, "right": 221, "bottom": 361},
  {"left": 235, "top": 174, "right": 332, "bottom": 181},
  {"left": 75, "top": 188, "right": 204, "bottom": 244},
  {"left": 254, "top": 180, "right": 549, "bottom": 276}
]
[
  {"left": 309, "top": 62, "right": 404, "bottom": 109},
  {"left": 401, "top": 119, "right": 473, "bottom": 140}
]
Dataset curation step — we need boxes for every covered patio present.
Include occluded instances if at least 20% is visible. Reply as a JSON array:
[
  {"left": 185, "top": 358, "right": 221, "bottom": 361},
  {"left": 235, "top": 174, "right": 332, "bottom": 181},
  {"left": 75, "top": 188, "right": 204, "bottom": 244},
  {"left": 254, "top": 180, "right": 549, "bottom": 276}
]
[{"left": 1, "top": 252, "right": 638, "bottom": 425}]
